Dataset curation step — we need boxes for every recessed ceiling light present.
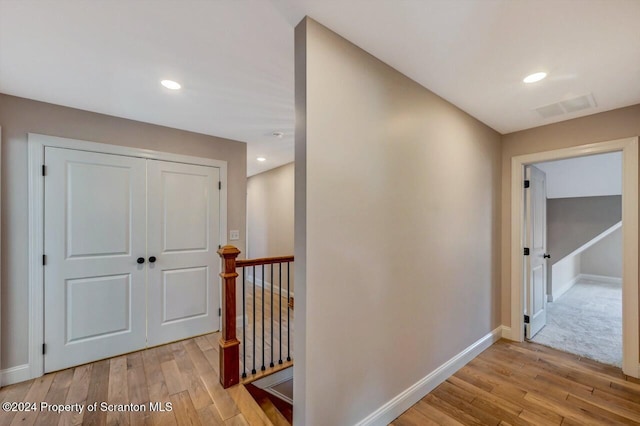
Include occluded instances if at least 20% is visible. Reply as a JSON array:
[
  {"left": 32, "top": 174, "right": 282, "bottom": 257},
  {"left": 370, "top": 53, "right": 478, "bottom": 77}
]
[
  {"left": 257, "top": 157, "right": 266, "bottom": 162},
  {"left": 161, "top": 79, "right": 181, "bottom": 90},
  {"left": 272, "top": 131, "right": 284, "bottom": 138},
  {"left": 523, "top": 72, "right": 547, "bottom": 84}
]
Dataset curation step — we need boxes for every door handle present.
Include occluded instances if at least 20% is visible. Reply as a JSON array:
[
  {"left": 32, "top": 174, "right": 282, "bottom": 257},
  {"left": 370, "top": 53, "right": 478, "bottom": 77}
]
[
  {"left": 543, "top": 253, "right": 551, "bottom": 259},
  {"left": 137, "top": 257, "right": 145, "bottom": 264},
  {"left": 149, "top": 256, "right": 157, "bottom": 263}
]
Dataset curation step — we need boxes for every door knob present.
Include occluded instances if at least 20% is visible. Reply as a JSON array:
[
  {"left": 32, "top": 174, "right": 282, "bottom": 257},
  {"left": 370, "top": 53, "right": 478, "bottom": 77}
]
[
  {"left": 137, "top": 257, "right": 145, "bottom": 264},
  {"left": 543, "top": 253, "right": 551, "bottom": 259},
  {"left": 149, "top": 256, "right": 157, "bottom": 263}
]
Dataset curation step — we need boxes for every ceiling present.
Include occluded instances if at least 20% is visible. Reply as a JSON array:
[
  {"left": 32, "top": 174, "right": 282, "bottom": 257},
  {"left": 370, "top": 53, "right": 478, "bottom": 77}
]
[
  {"left": 1, "top": 1, "right": 639, "bottom": 176},
  {"left": 535, "top": 152, "right": 622, "bottom": 199}
]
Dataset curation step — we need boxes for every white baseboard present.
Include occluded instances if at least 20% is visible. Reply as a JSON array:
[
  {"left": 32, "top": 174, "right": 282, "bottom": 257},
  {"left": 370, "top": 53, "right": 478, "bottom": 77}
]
[
  {"left": 354, "top": 326, "right": 502, "bottom": 426},
  {"left": 579, "top": 273, "right": 622, "bottom": 285},
  {"left": 247, "top": 275, "right": 294, "bottom": 298},
  {"left": 500, "top": 325, "right": 513, "bottom": 341},
  {"left": 551, "top": 274, "right": 580, "bottom": 302},
  {"left": 1, "top": 364, "right": 31, "bottom": 387}
]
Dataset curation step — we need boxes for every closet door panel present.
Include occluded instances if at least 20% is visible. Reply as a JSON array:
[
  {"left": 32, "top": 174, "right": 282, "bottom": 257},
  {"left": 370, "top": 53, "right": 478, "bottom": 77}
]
[
  {"left": 44, "top": 147, "right": 147, "bottom": 372},
  {"left": 146, "top": 160, "right": 220, "bottom": 346}
]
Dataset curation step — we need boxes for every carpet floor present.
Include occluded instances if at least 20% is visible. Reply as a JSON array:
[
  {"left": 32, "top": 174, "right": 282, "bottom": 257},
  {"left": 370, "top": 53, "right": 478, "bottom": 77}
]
[{"left": 531, "top": 279, "right": 622, "bottom": 367}]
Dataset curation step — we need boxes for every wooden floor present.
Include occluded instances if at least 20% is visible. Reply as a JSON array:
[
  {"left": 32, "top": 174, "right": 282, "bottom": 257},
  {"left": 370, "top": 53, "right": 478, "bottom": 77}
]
[
  {"left": 0, "top": 333, "right": 277, "bottom": 426},
  {"left": 392, "top": 339, "right": 640, "bottom": 426}
]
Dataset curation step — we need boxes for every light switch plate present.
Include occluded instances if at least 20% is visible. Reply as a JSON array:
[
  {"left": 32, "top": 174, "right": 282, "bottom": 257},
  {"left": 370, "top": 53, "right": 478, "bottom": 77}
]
[{"left": 230, "top": 230, "right": 240, "bottom": 241}]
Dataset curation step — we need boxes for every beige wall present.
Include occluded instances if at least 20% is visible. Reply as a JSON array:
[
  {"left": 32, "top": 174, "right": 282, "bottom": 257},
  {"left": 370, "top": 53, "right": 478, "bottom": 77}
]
[
  {"left": 247, "top": 162, "right": 295, "bottom": 292},
  {"left": 295, "top": 18, "right": 501, "bottom": 425},
  {"left": 501, "top": 104, "right": 640, "bottom": 325},
  {"left": 0, "top": 94, "right": 247, "bottom": 371},
  {"left": 247, "top": 162, "right": 295, "bottom": 258}
]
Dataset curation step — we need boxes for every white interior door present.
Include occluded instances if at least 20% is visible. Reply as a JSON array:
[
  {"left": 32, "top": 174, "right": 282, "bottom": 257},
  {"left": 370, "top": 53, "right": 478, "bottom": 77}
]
[
  {"left": 146, "top": 160, "right": 220, "bottom": 346},
  {"left": 525, "top": 165, "right": 548, "bottom": 339},
  {"left": 44, "top": 147, "right": 147, "bottom": 372}
]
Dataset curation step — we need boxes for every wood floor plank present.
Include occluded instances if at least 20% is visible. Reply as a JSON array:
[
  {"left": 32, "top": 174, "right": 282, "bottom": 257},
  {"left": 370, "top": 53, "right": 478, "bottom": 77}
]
[
  {"left": 199, "top": 371, "right": 240, "bottom": 421},
  {"left": 57, "top": 364, "right": 92, "bottom": 426},
  {"left": 197, "top": 404, "right": 225, "bottom": 426},
  {"left": 226, "top": 385, "right": 273, "bottom": 426},
  {"left": 394, "top": 340, "right": 640, "bottom": 426},
  {"left": 173, "top": 342, "right": 213, "bottom": 410},
  {"left": 127, "top": 352, "right": 151, "bottom": 425},
  {"left": 0, "top": 333, "right": 279, "bottom": 426},
  {"left": 142, "top": 345, "right": 177, "bottom": 426},
  {"left": 11, "top": 372, "right": 55, "bottom": 426},
  {"left": 106, "top": 356, "right": 129, "bottom": 426},
  {"left": 0, "top": 379, "right": 35, "bottom": 425},
  {"left": 35, "top": 368, "right": 74, "bottom": 426},
  {"left": 224, "top": 413, "right": 250, "bottom": 426},
  {"left": 161, "top": 360, "right": 186, "bottom": 396},
  {"left": 83, "top": 359, "right": 111, "bottom": 426},
  {"left": 169, "top": 390, "right": 201, "bottom": 426}
]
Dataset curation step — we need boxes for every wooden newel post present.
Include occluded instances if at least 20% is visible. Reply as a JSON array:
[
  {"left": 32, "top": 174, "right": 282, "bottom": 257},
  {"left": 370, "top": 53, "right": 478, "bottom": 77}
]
[{"left": 218, "top": 245, "right": 241, "bottom": 388}]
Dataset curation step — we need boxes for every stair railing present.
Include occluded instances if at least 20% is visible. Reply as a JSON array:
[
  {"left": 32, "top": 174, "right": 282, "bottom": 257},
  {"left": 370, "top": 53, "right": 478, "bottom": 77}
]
[{"left": 217, "top": 245, "right": 294, "bottom": 388}]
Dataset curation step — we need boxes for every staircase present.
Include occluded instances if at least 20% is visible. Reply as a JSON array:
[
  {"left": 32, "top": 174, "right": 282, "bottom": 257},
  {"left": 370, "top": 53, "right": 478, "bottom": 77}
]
[{"left": 217, "top": 246, "right": 294, "bottom": 423}]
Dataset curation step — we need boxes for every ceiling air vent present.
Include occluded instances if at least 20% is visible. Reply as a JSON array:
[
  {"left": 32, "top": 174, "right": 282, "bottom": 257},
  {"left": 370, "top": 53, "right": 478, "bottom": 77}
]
[{"left": 534, "top": 93, "right": 597, "bottom": 118}]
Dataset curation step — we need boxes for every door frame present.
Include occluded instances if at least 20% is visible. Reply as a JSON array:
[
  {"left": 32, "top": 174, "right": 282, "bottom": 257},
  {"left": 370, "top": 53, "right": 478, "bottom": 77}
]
[
  {"left": 510, "top": 136, "right": 639, "bottom": 377},
  {"left": 28, "top": 133, "right": 228, "bottom": 380}
]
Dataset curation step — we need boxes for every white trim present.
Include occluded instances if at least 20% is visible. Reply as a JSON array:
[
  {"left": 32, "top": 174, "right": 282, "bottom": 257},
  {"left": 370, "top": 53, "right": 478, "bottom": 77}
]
[
  {"left": 354, "top": 326, "right": 502, "bottom": 426},
  {"left": 501, "top": 325, "right": 513, "bottom": 340},
  {"left": 263, "top": 387, "right": 293, "bottom": 406},
  {"left": 510, "top": 137, "right": 639, "bottom": 378},
  {"left": 0, "top": 364, "right": 31, "bottom": 386},
  {"left": 247, "top": 275, "right": 295, "bottom": 298},
  {"left": 252, "top": 366, "right": 293, "bottom": 389},
  {"left": 578, "top": 274, "right": 622, "bottom": 285},
  {"left": 27, "top": 133, "right": 228, "bottom": 381},
  {"left": 551, "top": 274, "right": 580, "bottom": 302},
  {"left": 557, "top": 222, "right": 622, "bottom": 265}
]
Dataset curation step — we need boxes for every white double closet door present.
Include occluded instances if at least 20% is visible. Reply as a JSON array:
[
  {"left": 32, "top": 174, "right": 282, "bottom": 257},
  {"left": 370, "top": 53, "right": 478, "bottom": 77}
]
[{"left": 43, "top": 147, "right": 220, "bottom": 372}]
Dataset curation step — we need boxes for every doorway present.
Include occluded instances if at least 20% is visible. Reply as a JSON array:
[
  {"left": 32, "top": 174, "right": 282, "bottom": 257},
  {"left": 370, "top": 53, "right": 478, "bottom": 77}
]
[
  {"left": 509, "top": 137, "right": 639, "bottom": 378},
  {"left": 524, "top": 154, "right": 623, "bottom": 366},
  {"left": 29, "top": 134, "right": 227, "bottom": 376}
]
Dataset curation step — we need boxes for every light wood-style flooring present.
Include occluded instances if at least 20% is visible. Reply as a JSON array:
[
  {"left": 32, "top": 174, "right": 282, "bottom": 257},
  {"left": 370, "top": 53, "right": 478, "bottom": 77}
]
[
  {"left": 0, "top": 333, "right": 276, "bottom": 426},
  {"left": 392, "top": 339, "right": 640, "bottom": 425}
]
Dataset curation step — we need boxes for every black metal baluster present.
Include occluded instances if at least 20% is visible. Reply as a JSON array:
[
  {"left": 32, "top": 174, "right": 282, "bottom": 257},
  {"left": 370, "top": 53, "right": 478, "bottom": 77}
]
[
  {"left": 261, "top": 264, "right": 266, "bottom": 371},
  {"left": 270, "top": 263, "right": 274, "bottom": 367},
  {"left": 242, "top": 267, "right": 247, "bottom": 378},
  {"left": 287, "top": 262, "right": 291, "bottom": 362},
  {"left": 252, "top": 265, "right": 256, "bottom": 375},
  {"left": 279, "top": 262, "right": 283, "bottom": 364}
]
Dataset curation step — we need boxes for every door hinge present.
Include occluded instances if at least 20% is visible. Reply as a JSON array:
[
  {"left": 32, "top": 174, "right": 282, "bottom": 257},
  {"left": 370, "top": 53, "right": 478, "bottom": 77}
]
[
  {"left": 524, "top": 180, "right": 530, "bottom": 188},
  {"left": 42, "top": 343, "right": 46, "bottom": 355},
  {"left": 218, "top": 308, "right": 221, "bottom": 317},
  {"left": 523, "top": 247, "right": 530, "bottom": 256},
  {"left": 218, "top": 244, "right": 221, "bottom": 249},
  {"left": 42, "top": 254, "right": 47, "bottom": 265},
  {"left": 42, "top": 165, "right": 47, "bottom": 176},
  {"left": 524, "top": 315, "right": 530, "bottom": 324},
  {"left": 218, "top": 181, "right": 222, "bottom": 190}
]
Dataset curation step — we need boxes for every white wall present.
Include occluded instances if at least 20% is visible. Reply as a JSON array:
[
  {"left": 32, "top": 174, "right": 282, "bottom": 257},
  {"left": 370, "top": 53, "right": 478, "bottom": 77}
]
[
  {"left": 536, "top": 152, "right": 621, "bottom": 199},
  {"left": 551, "top": 255, "right": 581, "bottom": 301},
  {"left": 581, "top": 226, "right": 622, "bottom": 278},
  {"left": 295, "top": 18, "right": 501, "bottom": 425}
]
